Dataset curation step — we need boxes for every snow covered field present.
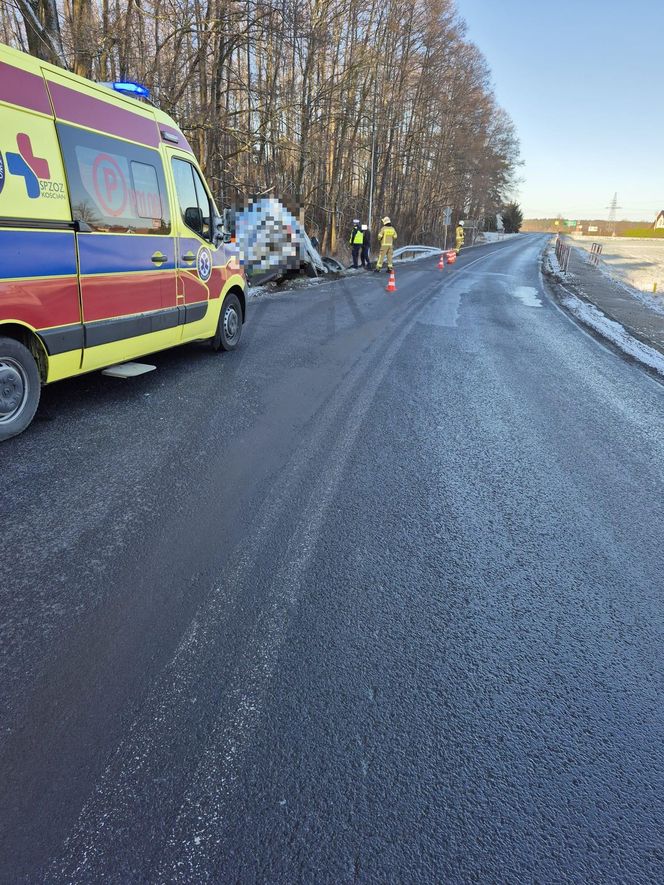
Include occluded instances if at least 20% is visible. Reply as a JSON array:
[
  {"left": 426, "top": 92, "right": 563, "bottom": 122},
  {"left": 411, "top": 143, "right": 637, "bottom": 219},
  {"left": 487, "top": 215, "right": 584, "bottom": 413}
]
[{"left": 568, "top": 234, "right": 664, "bottom": 295}]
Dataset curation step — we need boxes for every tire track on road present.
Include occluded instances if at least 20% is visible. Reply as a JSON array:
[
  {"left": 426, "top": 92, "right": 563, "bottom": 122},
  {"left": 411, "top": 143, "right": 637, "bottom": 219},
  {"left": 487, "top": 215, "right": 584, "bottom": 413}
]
[{"left": 47, "top": 250, "right": 515, "bottom": 881}]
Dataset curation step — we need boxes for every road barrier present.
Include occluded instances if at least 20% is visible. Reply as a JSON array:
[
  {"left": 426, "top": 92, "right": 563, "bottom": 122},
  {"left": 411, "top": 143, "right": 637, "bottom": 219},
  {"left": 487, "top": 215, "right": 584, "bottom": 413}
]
[
  {"left": 393, "top": 245, "right": 441, "bottom": 262},
  {"left": 588, "top": 242, "right": 603, "bottom": 267},
  {"left": 555, "top": 237, "right": 572, "bottom": 273}
]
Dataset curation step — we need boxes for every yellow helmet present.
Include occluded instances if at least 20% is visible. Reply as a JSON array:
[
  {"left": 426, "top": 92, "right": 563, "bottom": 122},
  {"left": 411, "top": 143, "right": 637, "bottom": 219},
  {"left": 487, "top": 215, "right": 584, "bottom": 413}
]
[{"left": 382, "top": 216, "right": 391, "bottom": 224}]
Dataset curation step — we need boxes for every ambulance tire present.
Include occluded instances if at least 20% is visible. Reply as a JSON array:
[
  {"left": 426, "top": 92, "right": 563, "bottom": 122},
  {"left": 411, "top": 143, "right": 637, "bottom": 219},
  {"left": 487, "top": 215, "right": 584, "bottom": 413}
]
[
  {"left": 212, "top": 293, "right": 243, "bottom": 352},
  {"left": 0, "top": 336, "right": 41, "bottom": 442}
]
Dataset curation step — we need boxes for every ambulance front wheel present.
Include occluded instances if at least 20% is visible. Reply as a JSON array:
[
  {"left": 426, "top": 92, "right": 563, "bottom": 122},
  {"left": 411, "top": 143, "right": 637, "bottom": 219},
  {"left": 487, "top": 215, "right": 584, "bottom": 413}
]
[
  {"left": 212, "top": 293, "right": 243, "bottom": 352},
  {"left": 0, "top": 337, "right": 41, "bottom": 442}
]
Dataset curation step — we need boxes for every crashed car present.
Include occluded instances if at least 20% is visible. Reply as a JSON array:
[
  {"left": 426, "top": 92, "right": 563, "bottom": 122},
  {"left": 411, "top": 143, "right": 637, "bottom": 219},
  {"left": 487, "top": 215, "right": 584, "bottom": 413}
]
[{"left": 232, "top": 197, "right": 342, "bottom": 280}]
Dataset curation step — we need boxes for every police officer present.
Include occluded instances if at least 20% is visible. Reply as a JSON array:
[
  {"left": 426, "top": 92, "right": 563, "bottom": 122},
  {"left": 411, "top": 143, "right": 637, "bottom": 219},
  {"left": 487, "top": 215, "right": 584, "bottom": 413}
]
[
  {"left": 349, "top": 219, "right": 363, "bottom": 268},
  {"left": 374, "top": 216, "right": 397, "bottom": 272}
]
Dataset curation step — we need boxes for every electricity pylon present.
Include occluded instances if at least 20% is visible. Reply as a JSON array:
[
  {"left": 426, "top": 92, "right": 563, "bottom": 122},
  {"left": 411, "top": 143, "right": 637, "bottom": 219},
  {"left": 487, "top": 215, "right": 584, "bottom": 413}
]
[{"left": 606, "top": 192, "right": 622, "bottom": 236}]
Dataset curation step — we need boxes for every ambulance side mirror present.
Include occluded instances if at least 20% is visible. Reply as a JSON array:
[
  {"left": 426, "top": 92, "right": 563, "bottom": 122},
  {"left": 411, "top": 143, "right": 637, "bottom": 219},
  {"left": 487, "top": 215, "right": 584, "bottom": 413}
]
[
  {"left": 213, "top": 209, "right": 233, "bottom": 245},
  {"left": 184, "top": 206, "right": 204, "bottom": 235},
  {"left": 213, "top": 219, "right": 231, "bottom": 245}
]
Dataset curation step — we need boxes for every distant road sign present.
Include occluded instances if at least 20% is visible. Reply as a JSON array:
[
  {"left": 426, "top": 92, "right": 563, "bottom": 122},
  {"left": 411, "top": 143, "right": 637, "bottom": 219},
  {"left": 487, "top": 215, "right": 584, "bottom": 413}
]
[
  {"left": 443, "top": 207, "right": 452, "bottom": 225},
  {"left": 564, "top": 220, "right": 577, "bottom": 227},
  {"left": 588, "top": 225, "right": 599, "bottom": 232}
]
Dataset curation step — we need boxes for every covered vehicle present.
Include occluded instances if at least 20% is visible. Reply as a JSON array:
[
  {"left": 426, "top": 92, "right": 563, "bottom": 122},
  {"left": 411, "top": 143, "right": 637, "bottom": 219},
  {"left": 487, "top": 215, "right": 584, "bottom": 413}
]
[{"left": 234, "top": 197, "right": 333, "bottom": 279}]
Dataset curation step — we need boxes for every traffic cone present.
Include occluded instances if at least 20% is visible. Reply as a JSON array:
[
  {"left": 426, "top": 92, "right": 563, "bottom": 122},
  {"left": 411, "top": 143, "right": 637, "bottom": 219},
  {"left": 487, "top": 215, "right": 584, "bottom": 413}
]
[
  {"left": 447, "top": 250, "right": 456, "bottom": 265},
  {"left": 438, "top": 253, "right": 445, "bottom": 270},
  {"left": 386, "top": 270, "right": 396, "bottom": 292}
]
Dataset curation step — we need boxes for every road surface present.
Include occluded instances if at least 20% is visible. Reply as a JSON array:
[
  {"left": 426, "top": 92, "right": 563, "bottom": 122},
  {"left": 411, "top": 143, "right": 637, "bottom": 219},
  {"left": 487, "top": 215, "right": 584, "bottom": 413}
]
[{"left": 2, "top": 235, "right": 663, "bottom": 882}]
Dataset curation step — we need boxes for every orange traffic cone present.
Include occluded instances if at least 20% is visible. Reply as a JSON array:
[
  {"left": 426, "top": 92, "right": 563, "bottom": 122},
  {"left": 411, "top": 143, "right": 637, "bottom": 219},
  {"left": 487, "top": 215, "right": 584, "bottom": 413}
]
[
  {"left": 438, "top": 253, "right": 445, "bottom": 270},
  {"left": 386, "top": 270, "right": 396, "bottom": 292},
  {"left": 447, "top": 250, "right": 457, "bottom": 265}
]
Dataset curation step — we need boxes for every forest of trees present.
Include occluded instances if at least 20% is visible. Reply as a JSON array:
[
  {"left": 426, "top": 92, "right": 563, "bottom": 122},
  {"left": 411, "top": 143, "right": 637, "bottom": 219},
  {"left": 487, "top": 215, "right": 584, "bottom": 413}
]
[{"left": 2, "top": 0, "right": 521, "bottom": 255}]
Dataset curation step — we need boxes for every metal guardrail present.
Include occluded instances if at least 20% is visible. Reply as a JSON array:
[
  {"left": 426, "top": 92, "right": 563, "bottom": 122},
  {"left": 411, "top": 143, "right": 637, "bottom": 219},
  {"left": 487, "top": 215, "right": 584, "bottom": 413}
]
[
  {"left": 393, "top": 245, "right": 442, "bottom": 262},
  {"left": 588, "top": 243, "right": 603, "bottom": 267},
  {"left": 555, "top": 236, "right": 572, "bottom": 273}
]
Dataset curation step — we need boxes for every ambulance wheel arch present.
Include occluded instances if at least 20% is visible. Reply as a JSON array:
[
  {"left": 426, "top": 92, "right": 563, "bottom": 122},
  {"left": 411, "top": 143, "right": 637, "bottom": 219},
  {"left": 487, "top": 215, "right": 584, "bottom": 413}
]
[
  {"left": 0, "top": 323, "right": 49, "bottom": 381},
  {"left": 0, "top": 333, "right": 42, "bottom": 442},
  {"left": 211, "top": 286, "right": 244, "bottom": 352},
  {"left": 223, "top": 276, "right": 246, "bottom": 321}
]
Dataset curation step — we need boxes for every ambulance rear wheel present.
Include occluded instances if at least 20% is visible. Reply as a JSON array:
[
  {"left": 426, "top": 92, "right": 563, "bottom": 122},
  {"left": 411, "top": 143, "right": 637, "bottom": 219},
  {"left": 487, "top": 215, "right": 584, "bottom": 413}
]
[
  {"left": 0, "top": 337, "right": 41, "bottom": 442},
  {"left": 212, "top": 293, "right": 243, "bottom": 352}
]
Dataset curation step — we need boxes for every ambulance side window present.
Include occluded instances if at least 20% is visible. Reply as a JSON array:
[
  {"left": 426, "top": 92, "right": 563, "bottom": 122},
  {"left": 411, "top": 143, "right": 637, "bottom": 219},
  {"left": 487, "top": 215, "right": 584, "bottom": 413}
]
[
  {"left": 193, "top": 174, "right": 211, "bottom": 238},
  {"left": 57, "top": 123, "right": 170, "bottom": 234},
  {"left": 172, "top": 158, "right": 211, "bottom": 241}
]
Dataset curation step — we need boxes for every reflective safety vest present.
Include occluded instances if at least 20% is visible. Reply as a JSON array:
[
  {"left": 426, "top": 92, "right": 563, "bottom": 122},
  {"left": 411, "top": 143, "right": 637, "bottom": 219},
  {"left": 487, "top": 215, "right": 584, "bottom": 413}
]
[
  {"left": 378, "top": 225, "right": 397, "bottom": 247},
  {"left": 351, "top": 227, "right": 364, "bottom": 245}
]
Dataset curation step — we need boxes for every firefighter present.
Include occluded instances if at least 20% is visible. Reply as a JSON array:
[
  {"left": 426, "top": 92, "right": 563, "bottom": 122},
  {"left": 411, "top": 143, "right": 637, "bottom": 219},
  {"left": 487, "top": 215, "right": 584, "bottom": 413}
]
[
  {"left": 360, "top": 224, "right": 371, "bottom": 269},
  {"left": 374, "top": 216, "right": 397, "bottom": 272},
  {"left": 349, "top": 218, "right": 364, "bottom": 268},
  {"left": 455, "top": 220, "right": 465, "bottom": 253}
]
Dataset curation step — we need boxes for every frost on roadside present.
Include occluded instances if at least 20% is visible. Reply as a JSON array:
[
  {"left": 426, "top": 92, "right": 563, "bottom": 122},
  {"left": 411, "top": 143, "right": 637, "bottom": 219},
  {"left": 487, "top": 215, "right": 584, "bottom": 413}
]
[
  {"left": 542, "top": 243, "right": 664, "bottom": 378},
  {"left": 560, "top": 293, "right": 664, "bottom": 377}
]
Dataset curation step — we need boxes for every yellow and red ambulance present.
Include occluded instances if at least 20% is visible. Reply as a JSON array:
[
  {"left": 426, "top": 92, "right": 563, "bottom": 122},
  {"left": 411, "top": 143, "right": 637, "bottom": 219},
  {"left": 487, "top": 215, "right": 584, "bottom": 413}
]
[{"left": 0, "top": 43, "right": 245, "bottom": 441}]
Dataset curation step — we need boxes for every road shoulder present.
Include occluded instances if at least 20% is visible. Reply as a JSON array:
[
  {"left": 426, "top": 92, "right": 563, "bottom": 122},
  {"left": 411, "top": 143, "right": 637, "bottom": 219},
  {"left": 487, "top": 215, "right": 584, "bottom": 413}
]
[{"left": 541, "top": 238, "right": 664, "bottom": 381}]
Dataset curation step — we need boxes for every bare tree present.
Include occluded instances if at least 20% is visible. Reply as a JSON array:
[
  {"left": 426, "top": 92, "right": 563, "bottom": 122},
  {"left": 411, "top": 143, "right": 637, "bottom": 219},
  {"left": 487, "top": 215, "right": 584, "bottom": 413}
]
[
  {"left": 1, "top": 0, "right": 521, "bottom": 255},
  {"left": 15, "top": 0, "right": 67, "bottom": 65}
]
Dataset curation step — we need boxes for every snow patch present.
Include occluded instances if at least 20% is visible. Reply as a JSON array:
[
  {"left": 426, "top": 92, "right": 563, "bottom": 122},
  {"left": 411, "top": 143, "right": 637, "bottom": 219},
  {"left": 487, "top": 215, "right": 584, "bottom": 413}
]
[
  {"left": 560, "top": 292, "right": 664, "bottom": 377},
  {"left": 546, "top": 247, "right": 563, "bottom": 276},
  {"left": 247, "top": 275, "right": 330, "bottom": 298},
  {"left": 512, "top": 285, "right": 542, "bottom": 308},
  {"left": 480, "top": 231, "right": 519, "bottom": 243},
  {"left": 246, "top": 284, "right": 271, "bottom": 299}
]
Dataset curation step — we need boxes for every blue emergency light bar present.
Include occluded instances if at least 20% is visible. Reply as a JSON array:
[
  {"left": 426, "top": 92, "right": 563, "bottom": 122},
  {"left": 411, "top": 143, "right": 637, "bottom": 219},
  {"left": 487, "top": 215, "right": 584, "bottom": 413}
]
[
  {"left": 112, "top": 81, "right": 150, "bottom": 98},
  {"left": 100, "top": 81, "right": 150, "bottom": 99}
]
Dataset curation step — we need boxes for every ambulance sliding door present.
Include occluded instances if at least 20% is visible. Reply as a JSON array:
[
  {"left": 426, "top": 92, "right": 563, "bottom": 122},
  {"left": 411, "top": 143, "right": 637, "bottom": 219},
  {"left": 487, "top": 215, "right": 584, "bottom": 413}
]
[{"left": 0, "top": 68, "right": 82, "bottom": 378}]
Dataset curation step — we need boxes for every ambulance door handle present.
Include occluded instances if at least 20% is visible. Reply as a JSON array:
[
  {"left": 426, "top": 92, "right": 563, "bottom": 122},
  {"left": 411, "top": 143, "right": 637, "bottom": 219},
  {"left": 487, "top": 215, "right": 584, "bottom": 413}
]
[
  {"left": 182, "top": 252, "right": 196, "bottom": 264},
  {"left": 151, "top": 251, "right": 168, "bottom": 265}
]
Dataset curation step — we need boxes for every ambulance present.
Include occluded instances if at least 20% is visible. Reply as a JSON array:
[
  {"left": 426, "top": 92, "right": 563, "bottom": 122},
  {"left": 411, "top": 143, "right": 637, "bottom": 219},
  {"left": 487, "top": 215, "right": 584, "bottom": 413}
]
[{"left": 0, "top": 43, "right": 246, "bottom": 441}]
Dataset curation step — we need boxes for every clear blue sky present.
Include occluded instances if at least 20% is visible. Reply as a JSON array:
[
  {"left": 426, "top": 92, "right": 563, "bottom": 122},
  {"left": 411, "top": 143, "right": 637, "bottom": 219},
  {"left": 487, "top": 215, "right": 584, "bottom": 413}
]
[{"left": 455, "top": 0, "right": 664, "bottom": 221}]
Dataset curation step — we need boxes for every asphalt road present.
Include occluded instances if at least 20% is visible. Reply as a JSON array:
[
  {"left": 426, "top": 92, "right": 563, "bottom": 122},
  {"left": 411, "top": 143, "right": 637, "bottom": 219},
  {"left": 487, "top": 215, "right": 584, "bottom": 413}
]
[{"left": 2, "top": 235, "right": 663, "bottom": 882}]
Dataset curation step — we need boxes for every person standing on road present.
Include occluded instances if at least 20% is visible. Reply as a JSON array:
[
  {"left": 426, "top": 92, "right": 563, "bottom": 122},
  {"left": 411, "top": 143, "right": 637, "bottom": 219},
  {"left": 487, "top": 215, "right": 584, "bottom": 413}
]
[
  {"left": 360, "top": 224, "right": 371, "bottom": 269},
  {"left": 455, "top": 221, "right": 465, "bottom": 253},
  {"left": 349, "top": 219, "right": 364, "bottom": 268},
  {"left": 374, "top": 216, "right": 397, "bottom": 273}
]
